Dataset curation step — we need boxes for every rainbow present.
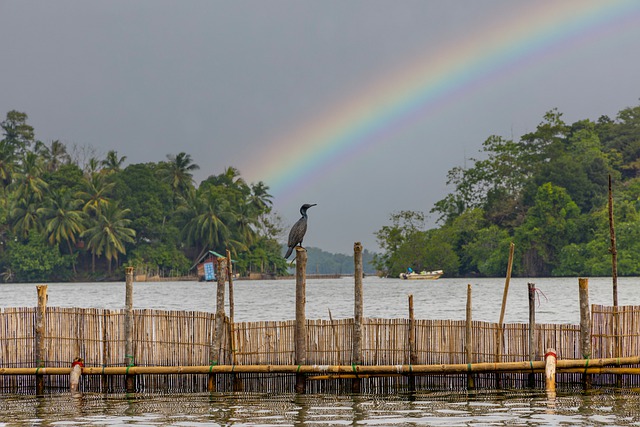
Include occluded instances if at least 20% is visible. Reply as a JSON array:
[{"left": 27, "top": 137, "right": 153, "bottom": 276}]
[{"left": 242, "top": 1, "right": 640, "bottom": 202}]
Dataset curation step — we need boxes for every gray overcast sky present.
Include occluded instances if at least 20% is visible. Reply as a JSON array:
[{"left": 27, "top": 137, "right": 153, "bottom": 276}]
[{"left": 1, "top": 1, "right": 639, "bottom": 254}]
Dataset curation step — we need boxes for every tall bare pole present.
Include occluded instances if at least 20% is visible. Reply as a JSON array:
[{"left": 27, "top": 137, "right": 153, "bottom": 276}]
[
  {"left": 527, "top": 282, "right": 536, "bottom": 388},
  {"left": 466, "top": 284, "right": 474, "bottom": 389},
  {"left": 496, "top": 242, "right": 515, "bottom": 388},
  {"left": 209, "top": 257, "right": 227, "bottom": 392},
  {"left": 35, "top": 285, "right": 48, "bottom": 395},
  {"left": 352, "top": 242, "right": 363, "bottom": 393},
  {"left": 294, "top": 247, "right": 308, "bottom": 393},
  {"left": 124, "top": 267, "right": 135, "bottom": 392},
  {"left": 578, "top": 278, "right": 592, "bottom": 390},
  {"left": 608, "top": 175, "right": 618, "bottom": 307},
  {"left": 608, "top": 175, "right": 621, "bottom": 387}
]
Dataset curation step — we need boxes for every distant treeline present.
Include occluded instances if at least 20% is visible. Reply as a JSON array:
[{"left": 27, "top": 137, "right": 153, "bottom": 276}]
[
  {"left": 299, "top": 246, "right": 377, "bottom": 275},
  {"left": 373, "top": 102, "right": 640, "bottom": 278}
]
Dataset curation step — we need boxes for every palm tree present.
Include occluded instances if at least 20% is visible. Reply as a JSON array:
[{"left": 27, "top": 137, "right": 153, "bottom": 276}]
[
  {"left": 11, "top": 152, "right": 48, "bottom": 202},
  {"left": 77, "top": 173, "right": 114, "bottom": 216},
  {"left": 249, "top": 181, "right": 273, "bottom": 214},
  {"left": 0, "top": 140, "right": 17, "bottom": 188},
  {"left": 101, "top": 150, "right": 127, "bottom": 174},
  {"left": 81, "top": 202, "right": 135, "bottom": 274},
  {"left": 180, "top": 188, "right": 232, "bottom": 261},
  {"left": 9, "top": 194, "right": 43, "bottom": 239},
  {"left": 158, "top": 152, "right": 200, "bottom": 199},
  {"left": 39, "top": 189, "right": 86, "bottom": 273},
  {"left": 38, "top": 140, "right": 71, "bottom": 173}
]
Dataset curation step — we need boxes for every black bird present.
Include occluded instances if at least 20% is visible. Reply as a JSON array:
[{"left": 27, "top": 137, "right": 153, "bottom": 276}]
[{"left": 284, "top": 203, "right": 317, "bottom": 259}]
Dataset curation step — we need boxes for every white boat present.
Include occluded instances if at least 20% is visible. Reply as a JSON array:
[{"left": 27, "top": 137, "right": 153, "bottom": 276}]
[{"left": 399, "top": 270, "right": 443, "bottom": 280}]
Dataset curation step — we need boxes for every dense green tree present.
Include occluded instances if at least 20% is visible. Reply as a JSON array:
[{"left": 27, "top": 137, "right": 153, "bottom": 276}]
[
  {"left": 514, "top": 183, "right": 580, "bottom": 276},
  {"left": 157, "top": 152, "right": 200, "bottom": 200},
  {"left": 112, "top": 163, "right": 173, "bottom": 243},
  {"left": 5, "top": 232, "right": 72, "bottom": 282},
  {"left": 1, "top": 110, "right": 35, "bottom": 155},
  {"left": 39, "top": 189, "right": 86, "bottom": 273},
  {"left": 101, "top": 150, "right": 127, "bottom": 173},
  {"left": 81, "top": 201, "right": 136, "bottom": 275},
  {"left": 373, "top": 210, "right": 424, "bottom": 275}
]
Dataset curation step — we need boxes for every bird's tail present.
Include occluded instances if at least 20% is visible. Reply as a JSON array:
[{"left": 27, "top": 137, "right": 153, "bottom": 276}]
[{"left": 284, "top": 246, "right": 293, "bottom": 259}]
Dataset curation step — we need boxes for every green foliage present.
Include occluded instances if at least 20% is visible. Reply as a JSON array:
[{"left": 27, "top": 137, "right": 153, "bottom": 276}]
[
  {"left": 382, "top": 102, "right": 640, "bottom": 277},
  {"left": 0, "top": 110, "right": 285, "bottom": 282},
  {"left": 4, "top": 232, "right": 72, "bottom": 282}
]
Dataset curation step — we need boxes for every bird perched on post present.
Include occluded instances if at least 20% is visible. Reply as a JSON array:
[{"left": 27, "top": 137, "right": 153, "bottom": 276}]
[{"left": 284, "top": 203, "right": 317, "bottom": 259}]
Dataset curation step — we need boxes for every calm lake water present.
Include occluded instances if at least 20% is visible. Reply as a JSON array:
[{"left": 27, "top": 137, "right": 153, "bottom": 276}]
[{"left": 1, "top": 276, "right": 640, "bottom": 425}]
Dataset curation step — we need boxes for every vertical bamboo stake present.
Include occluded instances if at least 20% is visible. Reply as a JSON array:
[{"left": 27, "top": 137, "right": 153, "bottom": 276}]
[
  {"left": 527, "top": 282, "right": 536, "bottom": 388},
  {"left": 295, "top": 247, "right": 307, "bottom": 394},
  {"left": 226, "top": 249, "right": 241, "bottom": 391},
  {"left": 608, "top": 175, "right": 621, "bottom": 387},
  {"left": 352, "top": 242, "right": 363, "bottom": 393},
  {"left": 465, "top": 284, "right": 474, "bottom": 390},
  {"left": 408, "top": 294, "right": 416, "bottom": 392},
  {"left": 209, "top": 257, "right": 227, "bottom": 392},
  {"left": 124, "top": 267, "right": 135, "bottom": 393},
  {"left": 544, "top": 348, "right": 557, "bottom": 400},
  {"left": 496, "top": 242, "right": 515, "bottom": 388},
  {"left": 578, "top": 277, "right": 592, "bottom": 390},
  {"left": 102, "top": 311, "right": 109, "bottom": 392},
  {"left": 35, "top": 285, "right": 47, "bottom": 395},
  {"left": 608, "top": 175, "right": 618, "bottom": 307}
]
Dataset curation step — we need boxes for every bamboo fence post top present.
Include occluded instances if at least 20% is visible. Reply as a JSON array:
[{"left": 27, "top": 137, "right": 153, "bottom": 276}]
[
  {"left": 578, "top": 278, "right": 591, "bottom": 359},
  {"left": 35, "top": 285, "right": 48, "bottom": 395},
  {"left": 544, "top": 348, "right": 557, "bottom": 398}
]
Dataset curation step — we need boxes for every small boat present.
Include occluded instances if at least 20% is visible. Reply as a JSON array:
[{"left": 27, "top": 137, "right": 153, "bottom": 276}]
[{"left": 399, "top": 270, "right": 443, "bottom": 280}]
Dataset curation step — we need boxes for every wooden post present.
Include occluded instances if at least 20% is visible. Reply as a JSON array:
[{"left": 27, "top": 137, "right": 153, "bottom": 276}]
[
  {"left": 352, "top": 242, "right": 363, "bottom": 393},
  {"left": 608, "top": 176, "right": 622, "bottom": 388},
  {"left": 295, "top": 247, "right": 308, "bottom": 393},
  {"left": 408, "top": 294, "right": 417, "bottom": 392},
  {"left": 608, "top": 175, "right": 618, "bottom": 307},
  {"left": 35, "top": 285, "right": 47, "bottom": 395},
  {"left": 527, "top": 282, "right": 536, "bottom": 388},
  {"left": 209, "top": 257, "right": 227, "bottom": 392},
  {"left": 124, "top": 266, "right": 135, "bottom": 393},
  {"left": 465, "top": 284, "right": 474, "bottom": 389},
  {"left": 544, "top": 348, "right": 557, "bottom": 400},
  {"left": 226, "top": 249, "right": 241, "bottom": 391},
  {"left": 578, "top": 278, "right": 592, "bottom": 390},
  {"left": 496, "top": 242, "right": 515, "bottom": 388}
]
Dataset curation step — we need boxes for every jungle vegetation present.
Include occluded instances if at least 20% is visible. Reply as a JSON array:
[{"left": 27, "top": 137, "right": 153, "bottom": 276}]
[
  {"left": 0, "top": 110, "right": 291, "bottom": 282},
  {"left": 374, "top": 102, "right": 640, "bottom": 278}
]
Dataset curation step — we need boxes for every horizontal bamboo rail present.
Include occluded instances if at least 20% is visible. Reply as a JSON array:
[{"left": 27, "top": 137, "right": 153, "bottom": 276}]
[{"left": 3, "top": 354, "right": 640, "bottom": 377}]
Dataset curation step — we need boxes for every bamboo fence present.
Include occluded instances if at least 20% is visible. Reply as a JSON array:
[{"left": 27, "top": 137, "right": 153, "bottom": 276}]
[{"left": 0, "top": 303, "right": 639, "bottom": 393}]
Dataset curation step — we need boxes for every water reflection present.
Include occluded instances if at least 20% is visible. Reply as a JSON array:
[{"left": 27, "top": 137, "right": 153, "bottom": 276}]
[{"left": 3, "top": 390, "right": 640, "bottom": 425}]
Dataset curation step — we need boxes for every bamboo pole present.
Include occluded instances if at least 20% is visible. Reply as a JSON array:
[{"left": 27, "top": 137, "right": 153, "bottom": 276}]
[
  {"left": 544, "top": 348, "right": 557, "bottom": 400},
  {"left": 578, "top": 278, "right": 592, "bottom": 390},
  {"left": 527, "top": 282, "right": 536, "bottom": 388},
  {"left": 465, "top": 284, "right": 474, "bottom": 389},
  {"left": 209, "top": 257, "right": 227, "bottom": 392},
  {"left": 35, "top": 285, "right": 48, "bottom": 395},
  {"left": 226, "top": 249, "right": 241, "bottom": 391},
  {"left": 496, "top": 242, "right": 515, "bottom": 388},
  {"left": 608, "top": 175, "right": 621, "bottom": 388},
  {"left": 609, "top": 175, "right": 618, "bottom": 307},
  {"left": 352, "top": 242, "right": 364, "bottom": 393},
  {"left": 408, "top": 294, "right": 416, "bottom": 392},
  {"left": 4, "top": 354, "right": 640, "bottom": 377},
  {"left": 124, "top": 267, "right": 135, "bottom": 393},
  {"left": 295, "top": 247, "right": 307, "bottom": 393}
]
